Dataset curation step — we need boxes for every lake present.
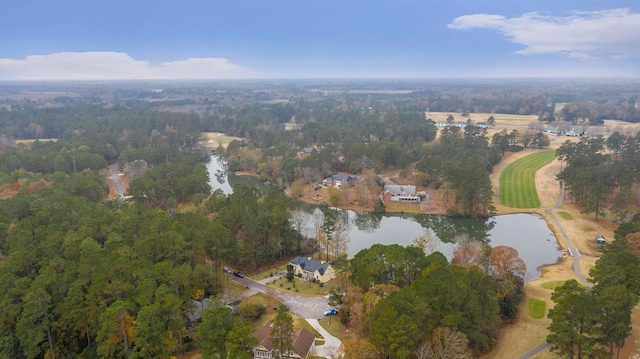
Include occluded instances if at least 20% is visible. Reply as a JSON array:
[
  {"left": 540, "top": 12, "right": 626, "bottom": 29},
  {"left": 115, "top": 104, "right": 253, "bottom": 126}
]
[{"left": 207, "top": 155, "right": 561, "bottom": 281}]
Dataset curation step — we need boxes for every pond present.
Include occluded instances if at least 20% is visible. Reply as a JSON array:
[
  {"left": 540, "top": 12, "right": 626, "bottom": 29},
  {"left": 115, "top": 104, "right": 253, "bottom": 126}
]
[{"left": 207, "top": 155, "right": 561, "bottom": 281}]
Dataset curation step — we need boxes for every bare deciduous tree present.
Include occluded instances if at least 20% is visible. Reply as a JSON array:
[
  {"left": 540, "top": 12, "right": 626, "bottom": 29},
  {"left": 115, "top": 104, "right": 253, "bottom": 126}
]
[{"left": 415, "top": 327, "right": 473, "bottom": 359}]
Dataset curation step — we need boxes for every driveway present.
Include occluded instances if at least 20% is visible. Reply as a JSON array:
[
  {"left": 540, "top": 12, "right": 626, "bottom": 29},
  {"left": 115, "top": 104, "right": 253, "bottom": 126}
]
[{"left": 307, "top": 318, "right": 343, "bottom": 358}]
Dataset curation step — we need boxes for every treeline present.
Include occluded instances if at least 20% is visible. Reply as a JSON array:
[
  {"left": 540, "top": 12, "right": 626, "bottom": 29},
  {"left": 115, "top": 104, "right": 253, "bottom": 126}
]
[
  {"left": 333, "top": 243, "right": 526, "bottom": 358},
  {"left": 556, "top": 100, "right": 640, "bottom": 125},
  {"left": 0, "top": 174, "right": 304, "bottom": 358},
  {"left": 547, "top": 214, "right": 640, "bottom": 357},
  {"left": 416, "top": 126, "right": 497, "bottom": 216},
  {"left": 557, "top": 133, "right": 640, "bottom": 220}
]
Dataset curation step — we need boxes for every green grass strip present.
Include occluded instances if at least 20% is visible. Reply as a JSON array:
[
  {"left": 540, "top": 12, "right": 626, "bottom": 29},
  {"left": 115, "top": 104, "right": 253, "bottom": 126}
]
[
  {"left": 557, "top": 211, "right": 572, "bottom": 220},
  {"left": 541, "top": 280, "right": 566, "bottom": 290},
  {"left": 528, "top": 299, "right": 547, "bottom": 319},
  {"left": 499, "top": 150, "right": 556, "bottom": 208}
]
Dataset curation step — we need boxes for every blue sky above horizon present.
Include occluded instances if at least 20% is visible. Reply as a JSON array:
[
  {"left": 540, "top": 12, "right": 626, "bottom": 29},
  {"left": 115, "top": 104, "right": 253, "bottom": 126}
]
[{"left": 1, "top": 0, "right": 639, "bottom": 80}]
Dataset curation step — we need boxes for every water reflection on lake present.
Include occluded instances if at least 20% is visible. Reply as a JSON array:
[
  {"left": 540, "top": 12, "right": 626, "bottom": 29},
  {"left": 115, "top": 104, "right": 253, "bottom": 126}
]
[
  {"left": 205, "top": 156, "right": 232, "bottom": 194},
  {"left": 207, "top": 155, "right": 560, "bottom": 281}
]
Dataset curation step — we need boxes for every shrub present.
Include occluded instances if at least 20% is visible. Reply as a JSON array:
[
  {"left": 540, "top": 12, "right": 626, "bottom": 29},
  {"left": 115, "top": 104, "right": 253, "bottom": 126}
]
[{"left": 237, "top": 303, "right": 266, "bottom": 321}]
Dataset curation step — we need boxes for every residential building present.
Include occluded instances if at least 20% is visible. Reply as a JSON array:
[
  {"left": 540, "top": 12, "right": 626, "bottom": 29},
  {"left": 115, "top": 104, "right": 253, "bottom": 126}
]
[
  {"left": 253, "top": 325, "right": 316, "bottom": 359},
  {"left": 382, "top": 185, "right": 424, "bottom": 203},
  {"left": 322, "top": 173, "right": 357, "bottom": 189},
  {"left": 289, "top": 256, "right": 335, "bottom": 283}
]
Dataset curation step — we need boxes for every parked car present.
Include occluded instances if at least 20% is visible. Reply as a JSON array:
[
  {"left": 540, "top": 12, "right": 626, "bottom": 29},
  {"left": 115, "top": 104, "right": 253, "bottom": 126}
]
[
  {"left": 223, "top": 267, "right": 231, "bottom": 274},
  {"left": 324, "top": 308, "right": 338, "bottom": 316},
  {"left": 233, "top": 271, "right": 244, "bottom": 278}
]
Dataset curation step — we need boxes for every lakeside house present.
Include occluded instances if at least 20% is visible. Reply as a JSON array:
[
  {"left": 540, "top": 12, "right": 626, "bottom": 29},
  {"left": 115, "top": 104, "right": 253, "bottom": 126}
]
[
  {"left": 289, "top": 256, "right": 335, "bottom": 283},
  {"left": 382, "top": 185, "right": 424, "bottom": 203},
  {"left": 322, "top": 173, "right": 358, "bottom": 189},
  {"left": 253, "top": 325, "right": 316, "bottom": 359}
]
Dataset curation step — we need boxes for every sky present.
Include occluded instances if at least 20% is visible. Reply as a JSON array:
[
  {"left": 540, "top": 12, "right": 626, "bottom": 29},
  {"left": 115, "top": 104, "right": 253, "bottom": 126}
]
[{"left": 0, "top": 0, "right": 639, "bottom": 80}]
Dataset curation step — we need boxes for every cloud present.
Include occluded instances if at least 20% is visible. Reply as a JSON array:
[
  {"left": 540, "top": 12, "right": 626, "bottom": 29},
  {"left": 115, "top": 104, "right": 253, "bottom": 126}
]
[
  {"left": 448, "top": 8, "right": 640, "bottom": 60},
  {"left": 0, "top": 52, "right": 254, "bottom": 80}
]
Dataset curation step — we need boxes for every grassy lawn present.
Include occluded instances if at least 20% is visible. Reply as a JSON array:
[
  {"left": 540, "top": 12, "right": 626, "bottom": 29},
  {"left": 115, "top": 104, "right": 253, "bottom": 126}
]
[
  {"left": 266, "top": 276, "right": 339, "bottom": 297},
  {"left": 248, "top": 263, "right": 288, "bottom": 281},
  {"left": 528, "top": 299, "right": 547, "bottom": 319},
  {"left": 499, "top": 150, "right": 556, "bottom": 208},
  {"left": 541, "top": 280, "right": 566, "bottom": 291},
  {"left": 318, "top": 317, "right": 349, "bottom": 341},
  {"left": 225, "top": 279, "right": 251, "bottom": 298},
  {"left": 557, "top": 211, "right": 573, "bottom": 220}
]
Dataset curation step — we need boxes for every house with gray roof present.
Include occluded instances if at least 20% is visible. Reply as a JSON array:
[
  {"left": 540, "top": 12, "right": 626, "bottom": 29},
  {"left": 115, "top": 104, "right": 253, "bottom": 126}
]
[
  {"left": 382, "top": 185, "right": 424, "bottom": 203},
  {"left": 289, "top": 256, "right": 335, "bottom": 283},
  {"left": 322, "top": 173, "right": 358, "bottom": 189}
]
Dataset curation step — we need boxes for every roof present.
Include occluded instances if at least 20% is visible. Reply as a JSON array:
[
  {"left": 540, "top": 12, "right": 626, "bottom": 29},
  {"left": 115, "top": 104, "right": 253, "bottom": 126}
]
[
  {"left": 383, "top": 185, "right": 416, "bottom": 195},
  {"left": 255, "top": 325, "right": 274, "bottom": 351},
  {"left": 325, "top": 173, "right": 357, "bottom": 183},
  {"left": 186, "top": 299, "right": 210, "bottom": 323},
  {"left": 290, "top": 256, "right": 332, "bottom": 275},
  {"left": 292, "top": 328, "right": 316, "bottom": 358},
  {"left": 254, "top": 325, "right": 315, "bottom": 358}
]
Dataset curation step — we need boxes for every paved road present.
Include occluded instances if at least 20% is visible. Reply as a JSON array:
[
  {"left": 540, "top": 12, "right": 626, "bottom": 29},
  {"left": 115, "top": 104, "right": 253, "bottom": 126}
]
[
  {"left": 545, "top": 181, "right": 592, "bottom": 287},
  {"left": 519, "top": 181, "right": 593, "bottom": 359},
  {"left": 227, "top": 274, "right": 343, "bottom": 357},
  {"left": 109, "top": 162, "right": 125, "bottom": 197},
  {"left": 227, "top": 274, "right": 330, "bottom": 319},
  {"left": 519, "top": 343, "right": 551, "bottom": 359}
]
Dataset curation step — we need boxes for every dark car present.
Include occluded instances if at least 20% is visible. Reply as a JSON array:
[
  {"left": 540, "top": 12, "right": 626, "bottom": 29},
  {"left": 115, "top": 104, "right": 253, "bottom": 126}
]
[{"left": 233, "top": 271, "right": 244, "bottom": 278}]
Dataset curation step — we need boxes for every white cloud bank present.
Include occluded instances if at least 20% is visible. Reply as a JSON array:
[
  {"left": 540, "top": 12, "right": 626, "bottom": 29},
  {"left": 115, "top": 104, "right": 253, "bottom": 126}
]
[
  {"left": 0, "top": 52, "right": 255, "bottom": 80},
  {"left": 448, "top": 8, "right": 640, "bottom": 60}
]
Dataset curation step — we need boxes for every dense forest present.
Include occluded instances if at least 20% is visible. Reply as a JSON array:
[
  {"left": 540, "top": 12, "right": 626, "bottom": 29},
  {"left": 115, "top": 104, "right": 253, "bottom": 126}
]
[{"left": 0, "top": 80, "right": 639, "bottom": 358}]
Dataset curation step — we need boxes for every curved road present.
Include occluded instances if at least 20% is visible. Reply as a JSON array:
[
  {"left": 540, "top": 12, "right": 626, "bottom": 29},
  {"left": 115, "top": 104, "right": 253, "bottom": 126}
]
[
  {"left": 545, "top": 181, "right": 592, "bottom": 287},
  {"left": 519, "top": 181, "right": 592, "bottom": 359},
  {"left": 109, "top": 162, "right": 125, "bottom": 197}
]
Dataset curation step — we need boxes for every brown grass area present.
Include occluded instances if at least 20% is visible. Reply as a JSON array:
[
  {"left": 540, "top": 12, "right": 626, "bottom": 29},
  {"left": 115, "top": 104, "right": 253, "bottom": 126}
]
[
  {"left": 426, "top": 111, "right": 539, "bottom": 138},
  {"left": 482, "top": 261, "right": 574, "bottom": 359}
]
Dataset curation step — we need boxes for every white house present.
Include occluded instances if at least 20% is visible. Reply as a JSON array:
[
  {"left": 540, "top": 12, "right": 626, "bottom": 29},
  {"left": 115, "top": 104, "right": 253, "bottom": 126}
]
[{"left": 382, "top": 185, "right": 424, "bottom": 203}]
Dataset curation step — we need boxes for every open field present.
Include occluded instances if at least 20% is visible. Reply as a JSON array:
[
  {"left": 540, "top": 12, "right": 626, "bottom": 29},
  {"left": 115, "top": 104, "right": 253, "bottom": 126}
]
[
  {"left": 14, "top": 138, "right": 58, "bottom": 144},
  {"left": 425, "top": 111, "right": 539, "bottom": 137},
  {"left": 202, "top": 132, "right": 243, "bottom": 148},
  {"left": 499, "top": 150, "right": 556, "bottom": 208}
]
